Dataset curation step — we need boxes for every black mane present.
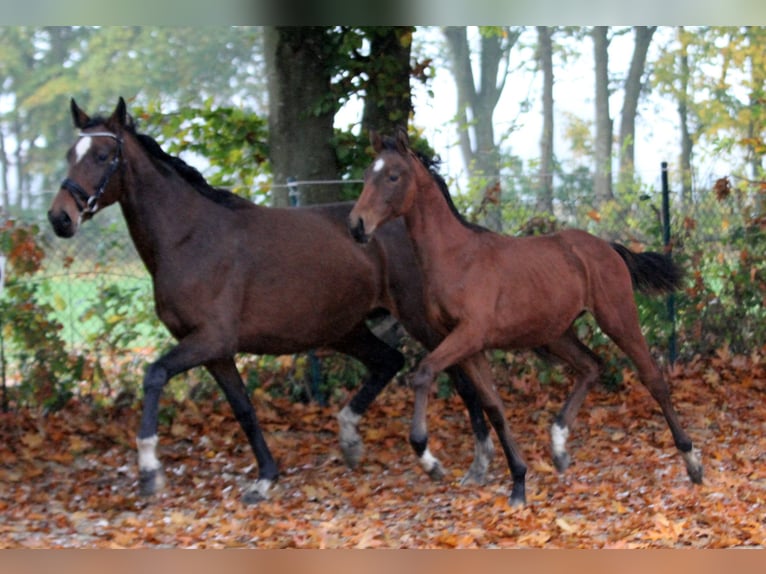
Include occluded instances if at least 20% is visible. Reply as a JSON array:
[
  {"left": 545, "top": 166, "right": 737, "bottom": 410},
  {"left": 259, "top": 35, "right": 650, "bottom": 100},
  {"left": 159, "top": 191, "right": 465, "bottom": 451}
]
[
  {"left": 86, "top": 115, "right": 250, "bottom": 210},
  {"left": 379, "top": 136, "right": 488, "bottom": 233}
]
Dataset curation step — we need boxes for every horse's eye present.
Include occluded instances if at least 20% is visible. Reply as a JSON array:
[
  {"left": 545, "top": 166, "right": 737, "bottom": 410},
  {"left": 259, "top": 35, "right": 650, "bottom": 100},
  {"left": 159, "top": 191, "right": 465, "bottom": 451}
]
[
  {"left": 96, "top": 152, "right": 109, "bottom": 162},
  {"left": 388, "top": 174, "right": 399, "bottom": 183}
]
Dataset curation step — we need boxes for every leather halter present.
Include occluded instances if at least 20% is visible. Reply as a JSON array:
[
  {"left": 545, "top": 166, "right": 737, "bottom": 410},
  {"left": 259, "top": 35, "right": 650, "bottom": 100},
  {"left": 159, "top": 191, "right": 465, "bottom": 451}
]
[{"left": 60, "top": 131, "right": 123, "bottom": 215}]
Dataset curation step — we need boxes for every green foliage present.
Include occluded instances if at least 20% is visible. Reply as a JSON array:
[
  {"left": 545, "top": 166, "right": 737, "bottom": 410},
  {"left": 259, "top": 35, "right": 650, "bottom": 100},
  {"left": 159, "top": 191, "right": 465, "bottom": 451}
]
[
  {"left": 673, "top": 180, "right": 766, "bottom": 356},
  {"left": 0, "top": 218, "right": 85, "bottom": 410},
  {"left": 136, "top": 101, "right": 270, "bottom": 201}
]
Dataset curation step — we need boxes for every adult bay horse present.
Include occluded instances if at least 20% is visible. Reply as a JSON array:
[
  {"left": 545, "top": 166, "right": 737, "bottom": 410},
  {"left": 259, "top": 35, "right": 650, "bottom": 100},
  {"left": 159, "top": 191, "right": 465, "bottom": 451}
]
[
  {"left": 47, "top": 98, "right": 495, "bottom": 503},
  {"left": 349, "top": 130, "right": 703, "bottom": 506}
]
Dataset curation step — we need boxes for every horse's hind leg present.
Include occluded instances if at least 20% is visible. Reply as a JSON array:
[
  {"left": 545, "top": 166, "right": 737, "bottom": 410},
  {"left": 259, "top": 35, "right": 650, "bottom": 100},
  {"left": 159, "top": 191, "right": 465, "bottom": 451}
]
[
  {"left": 447, "top": 366, "right": 494, "bottom": 485},
  {"left": 332, "top": 324, "right": 405, "bottom": 469},
  {"left": 460, "top": 354, "right": 527, "bottom": 505},
  {"left": 543, "top": 328, "right": 603, "bottom": 473},
  {"left": 205, "top": 357, "right": 279, "bottom": 503},
  {"left": 595, "top": 301, "right": 703, "bottom": 484}
]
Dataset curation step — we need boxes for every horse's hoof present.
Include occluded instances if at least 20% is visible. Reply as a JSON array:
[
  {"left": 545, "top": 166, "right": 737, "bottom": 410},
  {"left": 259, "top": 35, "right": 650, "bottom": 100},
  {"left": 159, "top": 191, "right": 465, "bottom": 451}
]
[
  {"left": 459, "top": 468, "right": 487, "bottom": 486},
  {"left": 242, "top": 478, "right": 273, "bottom": 504},
  {"left": 553, "top": 452, "right": 571, "bottom": 473},
  {"left": 427, "top": 460, "right": 446, "bottom": 481},
  {"left": 138, "top": 469, "right": 165, "bottom": 497},
  {"left": 340, "top": 438, "right": 363, "bottom": 470},
  {"left": 337, "top": 407, "right": 363, "bottom": 469},
  {"left": 509, "top": 486, "right": 527, "bottom": 508},
  {"left": 242, "top": 488, "right": 267, "bottom": 504},
  {"left": 682, "top": 447, "right": 703, "bottom": 484}
]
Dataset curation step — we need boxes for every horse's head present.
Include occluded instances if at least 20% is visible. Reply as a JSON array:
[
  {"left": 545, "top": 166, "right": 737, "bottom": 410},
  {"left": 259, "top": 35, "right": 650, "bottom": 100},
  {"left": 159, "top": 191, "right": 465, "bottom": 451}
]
[
  {"left": 48, "top": 97, "right": 131, "bottom": 238},
  {"left": 349, "top": 129, "right": 418, "bottom": 244}
]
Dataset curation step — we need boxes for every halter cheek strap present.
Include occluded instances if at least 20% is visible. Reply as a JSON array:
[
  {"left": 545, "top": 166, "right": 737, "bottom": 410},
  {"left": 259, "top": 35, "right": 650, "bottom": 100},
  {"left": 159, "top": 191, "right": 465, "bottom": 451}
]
[{"left": 60, "top": 131, "right": 123, "bottom": 215}]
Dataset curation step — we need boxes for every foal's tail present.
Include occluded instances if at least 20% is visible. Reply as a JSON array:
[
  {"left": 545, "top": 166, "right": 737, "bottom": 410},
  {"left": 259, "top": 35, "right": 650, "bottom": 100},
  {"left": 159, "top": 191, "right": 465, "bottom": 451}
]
[{"left": 610, "top": 243, "right": 683, "bottom": 295}]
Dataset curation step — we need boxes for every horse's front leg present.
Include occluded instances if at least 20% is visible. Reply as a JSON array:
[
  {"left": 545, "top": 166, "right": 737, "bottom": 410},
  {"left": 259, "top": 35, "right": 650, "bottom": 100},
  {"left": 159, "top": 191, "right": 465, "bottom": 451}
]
[
  {"left": 136, "top": 335, "right": 248, "bottom": 499},
  {"left": 409, "top": 325, "right": 484, "bottom": 481}
]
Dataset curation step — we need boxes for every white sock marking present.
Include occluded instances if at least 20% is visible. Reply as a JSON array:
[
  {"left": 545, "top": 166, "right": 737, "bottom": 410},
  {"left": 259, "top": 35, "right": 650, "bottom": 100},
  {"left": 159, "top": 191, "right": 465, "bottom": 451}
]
[
  {"left": 137, "top": 435, "right": 161, "bottom": 471},
  {"left": 551, "top": 423, "right": 570, "bottom": 458},
  {"left": 419, "top": 447, "right": 439, "bottom": 473}
]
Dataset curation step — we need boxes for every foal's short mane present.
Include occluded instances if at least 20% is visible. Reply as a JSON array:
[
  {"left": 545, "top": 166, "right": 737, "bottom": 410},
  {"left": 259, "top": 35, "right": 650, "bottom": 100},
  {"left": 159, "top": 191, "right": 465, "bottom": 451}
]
[
  {"left": 85, "top": 115, "right": 251, "bottom": 210},
  {"left": 379, "top": 136, "right": 488, "bottom": 233}
]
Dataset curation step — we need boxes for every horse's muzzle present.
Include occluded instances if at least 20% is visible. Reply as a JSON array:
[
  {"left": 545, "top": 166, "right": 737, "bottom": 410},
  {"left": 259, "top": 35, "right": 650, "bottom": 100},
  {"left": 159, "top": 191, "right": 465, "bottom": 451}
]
[
  {"left": 348, "top": 216, "right": 369, "bottom": 244},
  {"left": 48, "top": 209, "right": 75, "bottom": 238}
]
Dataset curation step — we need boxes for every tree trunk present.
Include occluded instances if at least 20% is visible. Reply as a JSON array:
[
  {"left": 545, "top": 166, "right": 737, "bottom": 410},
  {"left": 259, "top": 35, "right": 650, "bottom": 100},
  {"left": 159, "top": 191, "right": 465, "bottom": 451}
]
[
  {"left": 361, "top": 27, "right": 414, "bottom": 135},
  {"left": 677, "top": 26, "right": 694, "bottom": 205},
  {"left": 537, "top": 26, "right": 555, "bottom": 214},
  {"left": 0, "top": 128, "right": 9, "bottom": 209},
  {"left": 593, "top": 26, "right": 613, "bottom": 205},
  {"left": 746, "top": 27, "right": 765, "bottom": 182},
  {"left": 618, "top": 26, "right": 656, "bottom": 191},
  {"left": 264, "top": 26, "right": 340, "bottom": 206},
  {"left": 443, "top": 26, "right": 521, "bottom": 231}
]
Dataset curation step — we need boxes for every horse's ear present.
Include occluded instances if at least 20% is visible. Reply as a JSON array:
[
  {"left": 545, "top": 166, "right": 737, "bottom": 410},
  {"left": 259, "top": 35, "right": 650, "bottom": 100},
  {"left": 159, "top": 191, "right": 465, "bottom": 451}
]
[
  {"left": 108, "top": 97, "right": 128, "bottom": 129},
  {"left": 70, "top": 98, "right": 90, "bottom": 129},
  {"left": 369, "top": 130, "right": 383, "bottom": 153},
  {"left": 394, "top": 127, "right": 410, "bottom": 154}
]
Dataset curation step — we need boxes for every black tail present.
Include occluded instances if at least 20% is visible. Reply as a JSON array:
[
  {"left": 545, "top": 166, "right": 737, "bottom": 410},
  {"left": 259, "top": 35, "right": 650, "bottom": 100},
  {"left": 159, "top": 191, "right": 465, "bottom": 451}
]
[{"left": 610, "top": 243, "right": 683, "bottom": 295}]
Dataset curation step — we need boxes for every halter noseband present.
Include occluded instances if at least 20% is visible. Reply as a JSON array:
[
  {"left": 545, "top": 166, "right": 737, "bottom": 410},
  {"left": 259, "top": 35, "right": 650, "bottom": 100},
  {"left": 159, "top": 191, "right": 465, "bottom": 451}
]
[{"left": 61, "top": 131, "right": 123, "bottom": 215}]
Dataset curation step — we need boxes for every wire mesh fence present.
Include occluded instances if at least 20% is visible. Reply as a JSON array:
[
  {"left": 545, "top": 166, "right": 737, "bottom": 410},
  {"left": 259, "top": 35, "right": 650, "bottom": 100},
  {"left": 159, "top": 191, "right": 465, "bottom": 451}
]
[{"left": 1, "top": 170, "right": 763, "bottom": 407}]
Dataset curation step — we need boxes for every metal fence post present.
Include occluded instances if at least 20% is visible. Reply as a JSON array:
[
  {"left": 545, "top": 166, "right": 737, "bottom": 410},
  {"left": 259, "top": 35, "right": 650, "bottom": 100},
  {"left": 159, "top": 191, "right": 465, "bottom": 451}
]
[{"left": 661, "top": 162, "right": 677, "bottom": 364}]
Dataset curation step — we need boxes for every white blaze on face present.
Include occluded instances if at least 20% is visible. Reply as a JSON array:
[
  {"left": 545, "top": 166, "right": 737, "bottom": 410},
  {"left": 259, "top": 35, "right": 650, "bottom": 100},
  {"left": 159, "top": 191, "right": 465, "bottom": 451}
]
[
  {"left": 74, "top": 136, "right": 92, "bottom": 164},
  {"left": 373, "top": 158, "right": 385, "bottom": 173}
]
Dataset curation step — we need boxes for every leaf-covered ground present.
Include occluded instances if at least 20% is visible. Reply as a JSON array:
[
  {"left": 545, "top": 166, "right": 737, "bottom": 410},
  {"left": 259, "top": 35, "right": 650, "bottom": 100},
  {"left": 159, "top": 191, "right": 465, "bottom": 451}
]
[{"left": 0, "top": 348, "right": 764, "bottom": 548}]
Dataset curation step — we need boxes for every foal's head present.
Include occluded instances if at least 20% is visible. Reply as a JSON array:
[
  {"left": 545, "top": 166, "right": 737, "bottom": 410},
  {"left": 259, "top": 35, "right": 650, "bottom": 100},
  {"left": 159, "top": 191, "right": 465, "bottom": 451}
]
[
  {"left": 48, "top": 98, "right": 132, "bottom": 238},
  {"left": 349, "top": 129, "right": 422, "bottom": 243}
]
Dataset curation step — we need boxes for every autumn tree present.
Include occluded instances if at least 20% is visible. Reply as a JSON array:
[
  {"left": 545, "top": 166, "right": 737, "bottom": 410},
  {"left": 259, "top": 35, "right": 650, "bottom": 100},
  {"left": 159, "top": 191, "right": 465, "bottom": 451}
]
[
  {"left": 358, "top": 27, "right": 415, "bottom": 136},
  {"left": 0, "top": 26, "right": 261, "bottom": 213},
  {"left": 536, "top": 26, "right": 555, "bottom": 214},
  {"left": 264, "top": 26, "right": 417, "bottom": 206},
  {"left": 443, "top": 26, "right": 523, "bottom": 231},
  {"left": 592, "top": 26, "right": 613, "bottom": 205},
  {"left": 263, "top": 27, "right": 341, "bottom": 206},
  {"left": 617, "top": 26, "right": 657, "bottom": 191},
  {"left": 592, "top": 26, "right": 658, "bottom": 206}
]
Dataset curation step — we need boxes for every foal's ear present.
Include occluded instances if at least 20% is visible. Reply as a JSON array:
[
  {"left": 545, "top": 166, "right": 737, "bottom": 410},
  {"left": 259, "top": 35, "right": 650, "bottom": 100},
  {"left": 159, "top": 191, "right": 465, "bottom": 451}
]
[
  {"left": 107, "top": 97, "right": 128, "bottom": 129},
  {"left": 369, "top": 130, "right": 383, "bottom": 153},
  {"left": 394, "top": 127, "right": 410, "bottom": 154},
  {"left": 70, "top": 98, "right": 90, "bottom": 129}
]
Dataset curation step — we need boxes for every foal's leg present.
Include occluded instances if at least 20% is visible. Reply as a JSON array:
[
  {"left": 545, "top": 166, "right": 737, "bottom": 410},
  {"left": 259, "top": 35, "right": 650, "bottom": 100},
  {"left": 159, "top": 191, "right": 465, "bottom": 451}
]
[
  {"left": 398, "top": 313, "right": 495, "bottom": 484},
  {"left": 410, "top": 326, "right": 526, "bottom": 505},
  {"left": 595, "top": 302, "right": 703, "bottom": 484},
  {"left": 448, "top": 366, "right": 495, "bottom": 485},
  {"left": 409, "top": 324, "right": 485, "bottom": 481},
  {"left": 204, "top": 358, "right": 279, "bottom": 503},
  {"left": 542, "top": 329, "right": 603, "bottom": 473},
  {"left": 332, "top": 324, "right": 405, "bottom": 469},
  {"left": 462, "top": 354, "right": 527, "bottom": 505}
]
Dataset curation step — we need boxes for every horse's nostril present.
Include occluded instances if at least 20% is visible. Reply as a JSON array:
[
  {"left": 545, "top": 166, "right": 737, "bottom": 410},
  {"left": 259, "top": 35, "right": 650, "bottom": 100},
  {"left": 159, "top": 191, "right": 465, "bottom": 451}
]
[
  {"left": 349, "top": 218, "right": 368, "bottom": 244},
  {"left": 48, "top": 209, "right": 74, "bottom": 238}
]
